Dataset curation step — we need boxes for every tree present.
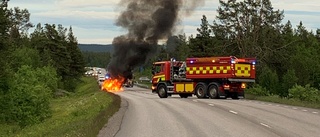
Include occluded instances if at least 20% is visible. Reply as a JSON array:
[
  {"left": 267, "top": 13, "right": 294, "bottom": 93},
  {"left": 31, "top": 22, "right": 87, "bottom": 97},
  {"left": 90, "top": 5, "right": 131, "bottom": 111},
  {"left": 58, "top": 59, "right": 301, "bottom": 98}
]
[
  {"left": 175, "top": 34, "right": 189, "bottom": 60},
  {"left": 67, "top": 26, "right": 85, "bottom": 78},
  {"left": 211, "top": 0, "right": 284, "bottom": 58},
  {"left": 281, "top": 69, "right": 298, "bottom": 97},
  {"left": 188, "top": 15, "right": 215, "bottom": 57},
  {"left": 7, "top": 7, "right": 33, "bottom": 37},
  {"left": 165, "top": 34, "right": 189, "bottom": 60},
  {"left": 29, "top": 23, "right": 87, "bottom": 91},
  {"left": 0, "top": 0, "right": 10, "bottom": 51}
]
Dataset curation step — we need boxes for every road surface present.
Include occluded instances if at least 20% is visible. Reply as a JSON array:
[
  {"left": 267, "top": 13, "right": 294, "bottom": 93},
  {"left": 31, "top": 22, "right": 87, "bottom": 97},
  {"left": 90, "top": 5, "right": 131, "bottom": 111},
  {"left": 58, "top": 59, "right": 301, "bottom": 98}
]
[{"left": 99, "top": 86, "right": 320, "bottom": 137}]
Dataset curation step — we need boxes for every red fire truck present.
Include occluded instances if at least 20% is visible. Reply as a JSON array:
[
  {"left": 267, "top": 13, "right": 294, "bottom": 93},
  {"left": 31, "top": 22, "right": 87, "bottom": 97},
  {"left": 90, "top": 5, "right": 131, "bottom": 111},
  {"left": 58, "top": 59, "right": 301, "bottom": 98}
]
[{"left": 151, "top": 56, "right": 256, "bottom": 99}]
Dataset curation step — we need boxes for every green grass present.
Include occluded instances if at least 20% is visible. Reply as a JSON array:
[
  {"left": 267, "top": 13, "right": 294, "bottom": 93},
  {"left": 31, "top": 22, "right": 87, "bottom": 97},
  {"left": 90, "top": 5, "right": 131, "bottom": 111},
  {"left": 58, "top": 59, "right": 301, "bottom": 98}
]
[
  {"left": 245, "top": 94, "right": 320, "bottom": 109},
  {"left": 0, "top": 77, "right": 121, "bottom": 137}
]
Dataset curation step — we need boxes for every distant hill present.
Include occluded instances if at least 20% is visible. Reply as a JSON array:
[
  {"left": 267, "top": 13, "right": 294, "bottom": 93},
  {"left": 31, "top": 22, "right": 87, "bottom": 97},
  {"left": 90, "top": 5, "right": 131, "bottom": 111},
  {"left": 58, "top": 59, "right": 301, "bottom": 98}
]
[{"left": 78, "top": 44, "right": 113, "bottom": 52}]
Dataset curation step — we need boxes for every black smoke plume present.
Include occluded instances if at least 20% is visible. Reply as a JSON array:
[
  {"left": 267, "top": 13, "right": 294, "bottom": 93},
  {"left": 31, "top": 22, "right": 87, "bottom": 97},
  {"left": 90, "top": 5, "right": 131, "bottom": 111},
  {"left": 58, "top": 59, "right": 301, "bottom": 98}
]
[{"left": 107, "top": 0, "right": 204, "bottom": 79}]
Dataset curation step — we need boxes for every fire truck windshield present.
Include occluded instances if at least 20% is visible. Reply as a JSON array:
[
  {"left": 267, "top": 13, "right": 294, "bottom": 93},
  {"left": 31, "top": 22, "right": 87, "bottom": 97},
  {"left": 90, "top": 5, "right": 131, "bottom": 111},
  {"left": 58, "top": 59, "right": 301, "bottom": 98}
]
[{"left": 152, "top": 64, "right": 162, "bottom": 75}]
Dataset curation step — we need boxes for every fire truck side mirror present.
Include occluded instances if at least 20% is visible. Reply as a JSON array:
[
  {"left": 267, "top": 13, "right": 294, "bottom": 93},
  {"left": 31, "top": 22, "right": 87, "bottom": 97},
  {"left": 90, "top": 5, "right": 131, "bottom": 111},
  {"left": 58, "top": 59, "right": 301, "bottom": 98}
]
[
  {"left": 151, "top": 66, "right": 155, "bottom": 75},
  {"left": 151, "top": 70, "right": 156, "bottom": 75}
]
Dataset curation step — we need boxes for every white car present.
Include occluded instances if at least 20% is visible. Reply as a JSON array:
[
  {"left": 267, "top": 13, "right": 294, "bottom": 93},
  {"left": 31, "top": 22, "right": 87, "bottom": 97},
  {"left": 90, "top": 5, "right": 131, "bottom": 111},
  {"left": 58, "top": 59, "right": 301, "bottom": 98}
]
[{"left": 97, "top": 75, "right": 105, "bottom": 88}]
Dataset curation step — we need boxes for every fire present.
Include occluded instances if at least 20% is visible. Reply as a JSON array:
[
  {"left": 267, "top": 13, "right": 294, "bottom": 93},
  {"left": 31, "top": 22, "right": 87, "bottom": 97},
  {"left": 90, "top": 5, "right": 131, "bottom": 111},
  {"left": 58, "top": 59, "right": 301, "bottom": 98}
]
[{"left": 101, "top": 76, "right": 125, "bottom": 92}]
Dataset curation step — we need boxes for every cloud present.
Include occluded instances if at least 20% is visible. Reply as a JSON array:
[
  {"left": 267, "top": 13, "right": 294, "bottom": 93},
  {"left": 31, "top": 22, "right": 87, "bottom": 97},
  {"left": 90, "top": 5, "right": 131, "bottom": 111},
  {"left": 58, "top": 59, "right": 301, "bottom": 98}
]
[
  {"left": 72, "top": 26, "right": 125, "bottom": 44},
  {"left": 34, "top": 10, "right": 119, "bottom": 20},
  {"left": 56, "top": 0, "right": 119, "bottom": 8},
  {"left": 283, "top": 13, "right": 320, "bottom": 31},
  {"left": 7, "top": 0, "right": 320, "bottom": 44},
  {"left": 272, "top": 0, "right": 320, "bottom": 12}
]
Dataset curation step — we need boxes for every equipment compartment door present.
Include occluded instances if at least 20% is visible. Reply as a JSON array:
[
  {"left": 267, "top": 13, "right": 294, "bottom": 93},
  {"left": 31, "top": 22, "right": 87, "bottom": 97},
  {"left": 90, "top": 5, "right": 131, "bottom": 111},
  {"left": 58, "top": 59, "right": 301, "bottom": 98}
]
[{"left": 174, "top": 82, "right": 194, "bottom": 93}]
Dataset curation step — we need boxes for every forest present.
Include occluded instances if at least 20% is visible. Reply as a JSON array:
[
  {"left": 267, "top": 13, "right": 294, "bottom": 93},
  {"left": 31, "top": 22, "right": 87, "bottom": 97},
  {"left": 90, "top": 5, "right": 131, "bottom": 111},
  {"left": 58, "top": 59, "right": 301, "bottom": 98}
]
[
  {"left": 140, "top": 0, "right": 320, "bottom": 103},
  {"left": 1, "top": 0, "right": 320, "bottom": 128},
  {"left": 0, "top": 0, "right": 85, "bottom": 127}
]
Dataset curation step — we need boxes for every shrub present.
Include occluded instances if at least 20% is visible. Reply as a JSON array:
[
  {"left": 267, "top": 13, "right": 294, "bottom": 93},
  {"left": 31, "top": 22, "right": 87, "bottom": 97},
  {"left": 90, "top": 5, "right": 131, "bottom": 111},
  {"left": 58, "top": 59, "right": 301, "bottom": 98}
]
[
  {"left": 2, "top": 65, "right": 55, "bottom": 127},
  {"left": 288, "top": 84, "right": 320, "bottom": 103},
  {"left": 10, "top": 47, "right": 41, "bottom": 71},
  {"left": 245, "top": 84, "right": 270, "bottom": 96},
  {"left": 36, "top": 66, "right": 59, "bottom": 92},
  {"left": 281, "top": 69, "right": 298, "bottom": 97},
  {"left": 258, "top": 67, "right": 280, "bottom": 95}
]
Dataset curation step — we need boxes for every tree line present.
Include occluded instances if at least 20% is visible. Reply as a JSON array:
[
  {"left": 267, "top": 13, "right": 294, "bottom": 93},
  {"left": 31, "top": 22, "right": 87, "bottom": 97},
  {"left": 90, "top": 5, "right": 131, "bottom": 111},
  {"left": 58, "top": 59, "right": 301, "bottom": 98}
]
[
  {"left": 0, "top": 0, "right": 85, "bottom": 127},
  {"left": 82, "top": 51, "right": 111, "bottom": 68},
  {"left": 144, "top": 0, "right": 320, "bottom": 102}
]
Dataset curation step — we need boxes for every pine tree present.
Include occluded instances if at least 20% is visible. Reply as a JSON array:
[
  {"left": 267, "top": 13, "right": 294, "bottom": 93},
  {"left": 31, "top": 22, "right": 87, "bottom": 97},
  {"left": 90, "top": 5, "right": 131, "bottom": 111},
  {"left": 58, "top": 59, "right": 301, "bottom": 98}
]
[{"left": 67, "top": 26, "right": 85, "bottom": 78}]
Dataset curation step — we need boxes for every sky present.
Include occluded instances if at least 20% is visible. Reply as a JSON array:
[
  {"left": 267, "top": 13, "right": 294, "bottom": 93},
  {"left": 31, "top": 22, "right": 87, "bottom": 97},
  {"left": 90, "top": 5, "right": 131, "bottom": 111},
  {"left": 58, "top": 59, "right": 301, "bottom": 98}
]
[{"left": 8, "top": 0, "right": 320, "bottom": 45}]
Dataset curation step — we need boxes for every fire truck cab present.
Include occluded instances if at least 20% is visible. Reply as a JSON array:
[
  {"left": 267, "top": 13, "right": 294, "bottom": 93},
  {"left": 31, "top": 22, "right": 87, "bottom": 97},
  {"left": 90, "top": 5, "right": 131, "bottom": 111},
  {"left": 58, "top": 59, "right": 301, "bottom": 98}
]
[{"left": 151, "top": 56, "right": 256, "bottom": 99}]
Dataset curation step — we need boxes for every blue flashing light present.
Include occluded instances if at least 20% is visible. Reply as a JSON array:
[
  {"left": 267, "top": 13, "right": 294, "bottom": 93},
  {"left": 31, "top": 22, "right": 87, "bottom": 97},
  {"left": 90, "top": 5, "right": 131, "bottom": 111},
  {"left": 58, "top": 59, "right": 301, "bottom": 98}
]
[
  {"left": 105, "top": 73, "right": 111, "bottom": 79},
  {"left": 190, "top": 60, "right": 194, "bottom": 63},
  {"left": 252, "top": 61, "right": 256, "bottom": 65},
  {"left": 231, "top": 60, "right": 236, "bottom": 64}
]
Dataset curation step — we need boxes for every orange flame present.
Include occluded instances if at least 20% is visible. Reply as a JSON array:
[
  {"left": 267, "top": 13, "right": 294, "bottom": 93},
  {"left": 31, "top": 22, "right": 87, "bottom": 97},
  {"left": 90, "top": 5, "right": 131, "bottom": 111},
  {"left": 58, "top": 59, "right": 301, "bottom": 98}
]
[{"left": 101, "top": 76, "right": 125, "bottom": 92}]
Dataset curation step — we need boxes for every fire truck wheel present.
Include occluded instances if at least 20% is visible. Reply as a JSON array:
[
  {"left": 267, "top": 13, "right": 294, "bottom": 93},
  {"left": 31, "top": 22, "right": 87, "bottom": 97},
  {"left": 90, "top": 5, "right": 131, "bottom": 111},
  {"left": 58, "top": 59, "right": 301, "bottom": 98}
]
[
  {"left": 208, "top": 84, "right": 219, "bottom": 99},
  {"left": 157, "top": 84, "right": 168, "bottom": 98},
  {"left": 195, "top": 83, "right": 207, "bottom": 98}
]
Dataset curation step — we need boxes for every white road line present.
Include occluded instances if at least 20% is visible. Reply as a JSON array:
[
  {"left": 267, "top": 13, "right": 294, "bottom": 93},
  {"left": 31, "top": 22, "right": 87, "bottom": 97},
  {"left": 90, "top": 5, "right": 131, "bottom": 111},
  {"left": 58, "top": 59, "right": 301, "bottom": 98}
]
[
  {"left": 302, "top": 110, "right": 308, "bottom": 112},
  {"left": 292, "top": 107, "right": 298, "bottom": 110},
  {"left": 260, "top": 123, "right": 271, "bottom": 128},
  {"left": 268, "top": 104, "right": 272, "bottom": 106},
  {"left": 229, "top": 110, "right": 238, "bottom": 114},
  {"left": 193, "top": 100, "right": 198, "bottom": 102},
  {"left": 276, "top": 105, "right": 280, "bottom": 107},
  {"left": 208, "top": 104, "right": 214, "bottom": 106},
  {"left": 312, "top": 112, "right": 318, "bottom": 114}
]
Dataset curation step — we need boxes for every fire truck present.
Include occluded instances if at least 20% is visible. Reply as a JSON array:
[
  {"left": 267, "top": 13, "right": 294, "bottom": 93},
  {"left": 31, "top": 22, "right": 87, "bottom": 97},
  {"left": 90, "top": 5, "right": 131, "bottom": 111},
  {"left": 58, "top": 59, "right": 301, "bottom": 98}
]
[{"left": 151, "top": 56, "right": 256, "bottom": 99}]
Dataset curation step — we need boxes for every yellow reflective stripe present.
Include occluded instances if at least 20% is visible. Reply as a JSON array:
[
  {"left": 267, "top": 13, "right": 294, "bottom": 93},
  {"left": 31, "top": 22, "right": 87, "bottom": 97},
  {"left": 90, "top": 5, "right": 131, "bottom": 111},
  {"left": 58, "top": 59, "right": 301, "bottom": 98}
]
[{"left": 153, "top": 75, "right": 165, "bottom": 78}]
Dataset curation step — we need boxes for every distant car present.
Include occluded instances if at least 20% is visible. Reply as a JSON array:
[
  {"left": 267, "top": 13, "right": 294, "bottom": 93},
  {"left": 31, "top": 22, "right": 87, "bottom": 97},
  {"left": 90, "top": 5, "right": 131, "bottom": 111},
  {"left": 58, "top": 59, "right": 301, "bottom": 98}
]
[
  {"left": 139, "top": 77, "right": 150, "bottom": 82},
  {"left": 85, "top": 71, "right": 93, "bottom": 76},
  {"left": 97, "top": 75, "right": 105, "bottom": 88}
]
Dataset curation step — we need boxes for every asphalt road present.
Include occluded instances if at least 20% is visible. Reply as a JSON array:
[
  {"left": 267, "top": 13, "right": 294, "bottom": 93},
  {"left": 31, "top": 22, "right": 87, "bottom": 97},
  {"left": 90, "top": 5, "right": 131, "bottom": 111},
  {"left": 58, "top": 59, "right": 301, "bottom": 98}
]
[{"left": 99, "top": 86, "right": 320, "bottom": 137}]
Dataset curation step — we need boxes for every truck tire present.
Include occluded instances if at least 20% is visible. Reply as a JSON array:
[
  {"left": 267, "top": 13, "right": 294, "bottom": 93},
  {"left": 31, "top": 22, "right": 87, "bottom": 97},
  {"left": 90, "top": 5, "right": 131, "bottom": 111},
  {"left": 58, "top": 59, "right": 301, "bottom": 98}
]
[
  {"left": 195, "top": 82, "right": 207, "bottom": 99},
  {"left": 157, "top": 84, "right": 168, "bottom": 98},
  {"left": 208, "top": 84, "right": 219, "bottom": 99}
]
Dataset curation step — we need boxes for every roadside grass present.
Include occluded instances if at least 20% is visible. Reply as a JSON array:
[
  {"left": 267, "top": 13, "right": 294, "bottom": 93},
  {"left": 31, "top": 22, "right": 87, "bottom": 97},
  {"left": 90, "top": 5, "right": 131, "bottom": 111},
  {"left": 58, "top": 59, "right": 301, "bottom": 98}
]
[
  {"left": 138, "top": 81, "right": 152, "bottom": 87},
  {"left": 0, "top": 77, "right": 120, "bottom": 137},
  {"left": 245, "top": 94, "right": 320, "bottom": 109}
]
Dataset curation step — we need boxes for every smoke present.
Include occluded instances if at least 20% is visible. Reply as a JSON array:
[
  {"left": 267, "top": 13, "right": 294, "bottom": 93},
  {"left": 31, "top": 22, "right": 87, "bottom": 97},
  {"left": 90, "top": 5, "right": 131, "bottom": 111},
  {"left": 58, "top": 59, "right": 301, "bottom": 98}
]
[{"left": 108, "top": 0, "right": 204, "bottom": 79}]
